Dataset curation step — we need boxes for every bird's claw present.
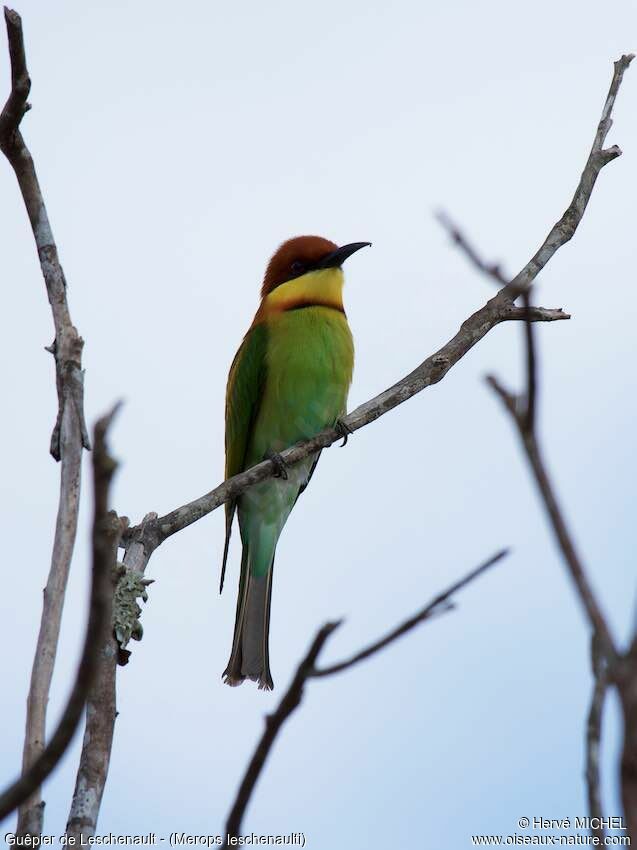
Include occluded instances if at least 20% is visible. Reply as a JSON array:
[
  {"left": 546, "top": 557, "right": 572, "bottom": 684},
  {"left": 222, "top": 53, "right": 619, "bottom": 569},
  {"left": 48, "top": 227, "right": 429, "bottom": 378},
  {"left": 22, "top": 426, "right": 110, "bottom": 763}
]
[
  {"left": 265, "top": 450, "right": 288, "bottom": 480},
  {"left": 335, "top": 419, "right": 353, "bottom": 447}
]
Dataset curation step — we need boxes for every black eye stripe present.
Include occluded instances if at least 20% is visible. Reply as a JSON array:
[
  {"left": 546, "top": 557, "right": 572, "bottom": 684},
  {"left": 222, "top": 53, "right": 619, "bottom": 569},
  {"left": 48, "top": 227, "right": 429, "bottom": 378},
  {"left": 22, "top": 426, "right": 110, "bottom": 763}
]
[{"left": 267, "top": 257, "right": 323, "bottom": 292}]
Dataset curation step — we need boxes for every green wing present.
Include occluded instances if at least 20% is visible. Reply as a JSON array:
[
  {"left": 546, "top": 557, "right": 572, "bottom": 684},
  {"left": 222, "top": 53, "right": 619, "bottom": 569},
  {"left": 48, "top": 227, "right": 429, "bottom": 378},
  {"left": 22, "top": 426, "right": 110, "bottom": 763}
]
[{"left": 220, "top": 322, "right": 268, "bottom": 593}]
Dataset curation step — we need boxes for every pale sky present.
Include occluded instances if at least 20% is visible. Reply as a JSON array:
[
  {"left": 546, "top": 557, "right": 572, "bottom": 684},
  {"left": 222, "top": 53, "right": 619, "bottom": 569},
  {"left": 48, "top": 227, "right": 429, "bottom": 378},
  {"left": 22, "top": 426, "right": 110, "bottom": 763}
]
[{"left": 1, "top": 0, "right": 636, "bottom": 846}]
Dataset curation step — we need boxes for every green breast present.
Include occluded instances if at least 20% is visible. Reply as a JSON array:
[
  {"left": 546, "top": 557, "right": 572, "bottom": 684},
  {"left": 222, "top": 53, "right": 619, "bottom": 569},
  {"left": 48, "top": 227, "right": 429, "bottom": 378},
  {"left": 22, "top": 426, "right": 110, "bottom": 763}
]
[{"left": 246, "top": 307, "right": 354, "bottom": 465}]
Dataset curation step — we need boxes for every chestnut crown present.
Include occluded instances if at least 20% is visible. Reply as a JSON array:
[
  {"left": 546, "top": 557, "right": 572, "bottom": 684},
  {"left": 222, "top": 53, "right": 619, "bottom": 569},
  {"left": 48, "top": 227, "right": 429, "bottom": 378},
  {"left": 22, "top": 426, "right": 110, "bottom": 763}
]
[{"left": 261, "top": 236, "right": 370, "bottom": 297}]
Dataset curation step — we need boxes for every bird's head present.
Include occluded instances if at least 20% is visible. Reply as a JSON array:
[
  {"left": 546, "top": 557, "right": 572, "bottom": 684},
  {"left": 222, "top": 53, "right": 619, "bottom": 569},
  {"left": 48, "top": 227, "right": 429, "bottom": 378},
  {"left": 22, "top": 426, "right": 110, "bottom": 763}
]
[{"left": 261, "top": 236, "right": 371, "bottom": 298}]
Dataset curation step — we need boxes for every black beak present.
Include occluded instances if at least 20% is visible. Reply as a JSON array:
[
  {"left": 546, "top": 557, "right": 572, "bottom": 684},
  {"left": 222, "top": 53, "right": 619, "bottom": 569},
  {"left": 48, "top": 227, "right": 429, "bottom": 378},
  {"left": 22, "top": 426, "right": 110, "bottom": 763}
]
[{"left": 318, "top": 241, "right": 372, "bottom": 269}]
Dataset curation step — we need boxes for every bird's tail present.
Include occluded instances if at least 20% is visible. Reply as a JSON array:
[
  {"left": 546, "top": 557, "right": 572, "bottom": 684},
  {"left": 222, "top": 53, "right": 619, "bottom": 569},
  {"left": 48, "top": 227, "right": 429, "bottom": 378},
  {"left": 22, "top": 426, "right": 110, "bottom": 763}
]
[{"left": 223, "top": 544, "right": 275, "bottom": 691}]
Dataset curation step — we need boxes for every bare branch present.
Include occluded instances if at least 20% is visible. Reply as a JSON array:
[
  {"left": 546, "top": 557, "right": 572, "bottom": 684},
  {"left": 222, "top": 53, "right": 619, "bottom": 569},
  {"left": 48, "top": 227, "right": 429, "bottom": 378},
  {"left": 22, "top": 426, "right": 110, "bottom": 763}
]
[
  {"left": 586, "top": 634, "right": 608, "bottom": 841},
  {"left": 0, "top": 7, "right": 29, "bottom": 139},
  {"left": 65, "top": 511, "right": 154, "bottom": 837},
  {"left": 451, "top": 57, "right": 636, "bottom": 818},
  {"left": 119, "top": 55, "right": 637, "bottom": 567},
  {"left": 0, "top": 408, "right": 121, "bottom": 824},
  {"left": 442, "top": 50, "right": 634, "bottom": 661},
  {"left": 65, "top": 519, "right": 131, "bottom": 839},
  {"left": 0, "top": 7, "right": 90, "bottom": 458},
  {"left": 122, "top": 300, "right": 567, "bottom": 560},
  {"left": 0, "top": 8, "right": 92, "bottom": 833},
  {"left": 222, "top": 550, "right": 507, "bottom": 845},
  {"left": 482, "top": 219, "right": 637, "bottom": 832},
  {"left": 485, "top": 298, "right": 637, "bottom": 835},
  {"left": 313, "top": 548, "right": 508, "bottom": 677}
]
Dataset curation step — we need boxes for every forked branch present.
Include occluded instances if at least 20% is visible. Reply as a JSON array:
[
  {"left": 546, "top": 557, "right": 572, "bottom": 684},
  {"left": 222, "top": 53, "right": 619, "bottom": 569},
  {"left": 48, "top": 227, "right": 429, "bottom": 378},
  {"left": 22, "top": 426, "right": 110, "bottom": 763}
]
[
  {"left": 222, "top": 550, "right": 508, "bottom": 845},
  {"left": 432, "top": 54, "right": 635, "bottom": 839}
]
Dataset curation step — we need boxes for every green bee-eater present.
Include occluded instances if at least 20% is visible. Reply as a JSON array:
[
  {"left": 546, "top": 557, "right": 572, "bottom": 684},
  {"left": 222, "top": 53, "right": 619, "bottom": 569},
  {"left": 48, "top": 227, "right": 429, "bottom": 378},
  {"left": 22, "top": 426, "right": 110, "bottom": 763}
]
[{"left": 221, "top": 235, "right": 370, "bottom": 689}]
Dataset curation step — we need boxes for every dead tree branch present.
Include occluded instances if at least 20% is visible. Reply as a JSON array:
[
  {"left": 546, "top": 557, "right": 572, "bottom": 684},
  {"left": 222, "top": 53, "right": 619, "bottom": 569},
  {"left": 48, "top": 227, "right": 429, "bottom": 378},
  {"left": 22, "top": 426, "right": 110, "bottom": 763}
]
[
  {"left": 123, "top": 56, "right": 633, "bottom": 568},
  {"left": 222, "top": 550, "right": 508, "bottom": 846},
  {"left": 65, "top": 512, "right": 131, "bottom": 839},
  {"left": 440, "top": 56, "right": 636, "bottom": 826},
  {"left": 65, "top": 511, "right": 154, "bottom": 837},
  {"left": 0, "top": 408, "right": 120, "bottom": 825},
  {"left": 0, "top": 7, "right": 91, "bottom": 834},
  {"left": 485, "top": 269, "right": 636, "bottom": 837}
]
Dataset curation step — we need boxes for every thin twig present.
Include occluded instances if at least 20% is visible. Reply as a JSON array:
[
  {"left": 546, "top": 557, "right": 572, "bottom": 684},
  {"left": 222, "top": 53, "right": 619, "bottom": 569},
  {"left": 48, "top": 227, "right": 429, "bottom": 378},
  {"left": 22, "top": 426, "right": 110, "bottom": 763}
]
[
  {"left": 0, "top": 8, "right": 91, "bottom": 834},
  {"left": 313, "top": 549, "right": 508, "bottom": 677},
  {"left": 0, "top": 408, "right": 121, "bottom": 824},
  {"left": 222, "top": 550, "right": 508, "bottom": 845}
]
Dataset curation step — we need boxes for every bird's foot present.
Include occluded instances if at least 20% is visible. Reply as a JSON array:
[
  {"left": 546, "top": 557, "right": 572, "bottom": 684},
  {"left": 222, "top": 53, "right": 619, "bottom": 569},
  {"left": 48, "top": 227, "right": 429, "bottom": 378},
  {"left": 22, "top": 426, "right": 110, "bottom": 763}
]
[
  {"left": 265, "top": 450, "right": 288, "bottom": 480},
  {"left": 335, "top": 418, "right": 353, "bottom": 447}
]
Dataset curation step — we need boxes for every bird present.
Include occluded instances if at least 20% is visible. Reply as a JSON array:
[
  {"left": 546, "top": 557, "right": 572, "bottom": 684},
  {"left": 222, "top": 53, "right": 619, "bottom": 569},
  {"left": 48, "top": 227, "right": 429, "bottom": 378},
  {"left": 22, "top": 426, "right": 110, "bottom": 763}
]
[{"left": 221, "top": 235, "right": 370, "bottom": 690}]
